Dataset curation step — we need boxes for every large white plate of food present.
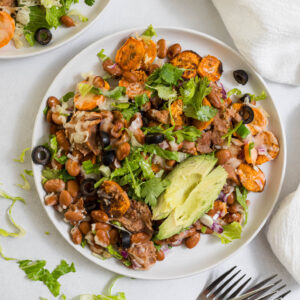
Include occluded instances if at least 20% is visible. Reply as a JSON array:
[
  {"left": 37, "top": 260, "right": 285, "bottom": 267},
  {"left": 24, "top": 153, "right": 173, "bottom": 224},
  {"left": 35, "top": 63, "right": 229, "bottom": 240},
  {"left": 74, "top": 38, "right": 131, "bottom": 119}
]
[
  {"left": 31, "top": 25, "right": 286, "bottom": 279},
  {"left": 0, "top": 0, "right": 110, "bottom": 58}
]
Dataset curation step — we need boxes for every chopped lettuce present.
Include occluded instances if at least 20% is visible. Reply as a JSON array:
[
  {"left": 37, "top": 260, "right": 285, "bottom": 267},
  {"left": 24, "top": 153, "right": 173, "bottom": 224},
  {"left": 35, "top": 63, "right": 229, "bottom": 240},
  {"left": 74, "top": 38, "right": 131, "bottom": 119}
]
[
  {"left": 24, "top": 169, "right": 33, "bottom": 176},
  {"left": 41, "top": 0, "right": 62, "bottom": 8},
  {"left": 82, "top": 160, "right": 100, "bottom": 174},
  {"left": 142, "top": 24, "right": 157, "bottom": 38},
  {"left": 16, "top": 173, "right": 31, "bottom": 191},
  {"left": 67, "top": 9, "right": 88, "bottom": 22},
  {"left": 61, "top": 91, "right": 75, "bottom": 102},
  {"left": 84, "top": 0, "right": 95, "bottom": 6},
  {"left": 143, "top": 144, "right": 180, "bottom": 162},
  {"left": 14, "top": 147, "right": 30, "bottom": 163},
  {"left": 97, "top": 49, "right": 110, "bottom": 61},
  {"left": 0, "top": 244, "right": 16, "bottom": 261},
  {"left": 215, "top": 222, "right": 243, "bottom": 244},
  {"left": 236, "top": 186, "right": 249, "bottom": 225},
  {"left": 227, "top": 88, "right": 242, "bottom": 97}
]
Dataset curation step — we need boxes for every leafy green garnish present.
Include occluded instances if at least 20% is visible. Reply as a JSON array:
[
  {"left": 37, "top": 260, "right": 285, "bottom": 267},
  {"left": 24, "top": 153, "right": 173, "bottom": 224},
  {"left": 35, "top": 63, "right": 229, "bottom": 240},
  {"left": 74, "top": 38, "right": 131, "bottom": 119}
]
[
  {"left": 81, "top": 239, "right": 87, "bottom": 248},
  {"left": 140, "top": 177, "right": 170, "bottom": 207},
  {"left": 251, "top": 90, "right": 267, "bottom": 101},
  {"left": 48, "top": 135, "right": 68, "bottom": 164},
  {"left": 227, "top": 88, "right": 242, "bottom": 97},
  {"left": 42, "top": 168, "right": 75, "bottom": 183},
  {"left": 200, "top": 226, "right": 207, "bottom": 234},
  {"left": 67, "top": 9, "right": 88, "bottom": 22},
  {"left": 93, "top": 86, "right": 126, "bottom": 100},
  {"left": 222, "top": 121, "right": 243, "bottom": 146},
  {"left": 236, "top": 123, "right": 250, "bottom": 139},
  {"left": 181, "top": 77, "right": 217, "bottom": 122},
  {"left": 78, "top": 82, "right": 93, "bottom": 97},
  {"left": 215, "top": 222, "right": 242, "bottom": 244},
  {"left": 82, "top": 160, "right": 100, "bottom": 175},
  {"left": 14, "top": 147, "right": 30, "bottom": 163},
  {"left": 236, "top": 186, "right": 248, "bottom": 225},
  {"left": 142, "top": 24, "right": 157, "bottom": 38},
  {"left": 16, "top": 173, "right": 31, "bottom": 191},
  {"left": 134, "top": 93, "right": 149, "bottom": 107},
  {"left": 94, "top": 177, "right": 109, "bottom": 189},
  {"left": 84, "top": 0, "right": 95, "bottom": 6},
  {"left": 61, "top": 91, "right": 74, "bottom": 102},
  {"left": 45, "top": 5, "right": 65, "bottom": 28},
  {"left": 18, "top": 259, "right": 75, "bottom": 297},
  {"left": 143, "top": 144, "right": 180, "bottom": 162},
  {"left": 97, "top": 49, "right": 110, "bottom": 61},
  {"left": 107, "top": 245, "right": 123, "bottom": 260}
]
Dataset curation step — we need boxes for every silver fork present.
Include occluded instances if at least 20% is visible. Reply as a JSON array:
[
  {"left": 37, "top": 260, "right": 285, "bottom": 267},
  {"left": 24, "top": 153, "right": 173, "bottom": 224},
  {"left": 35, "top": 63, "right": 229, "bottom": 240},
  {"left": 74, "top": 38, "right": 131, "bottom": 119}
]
[{"left": 197, "top": 266, "right": 291, "bottom": 300}]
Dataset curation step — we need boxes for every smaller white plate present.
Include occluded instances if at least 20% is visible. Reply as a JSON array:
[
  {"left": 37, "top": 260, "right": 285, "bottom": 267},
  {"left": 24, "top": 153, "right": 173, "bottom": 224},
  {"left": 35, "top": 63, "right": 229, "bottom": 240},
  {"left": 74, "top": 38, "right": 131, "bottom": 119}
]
[{"left": 0, "top": 0, "right": 110, "bottom": 59}]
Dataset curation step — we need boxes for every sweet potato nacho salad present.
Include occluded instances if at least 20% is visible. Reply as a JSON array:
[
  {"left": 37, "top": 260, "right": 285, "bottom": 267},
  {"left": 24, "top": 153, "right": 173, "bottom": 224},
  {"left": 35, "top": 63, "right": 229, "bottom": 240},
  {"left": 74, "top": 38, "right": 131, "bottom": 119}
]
[
  {"left": 0, "top": 0, "right": 93, "bottom": 49},
  {"left": 32, "top": 25, "right": 279, "bottom": 270}
]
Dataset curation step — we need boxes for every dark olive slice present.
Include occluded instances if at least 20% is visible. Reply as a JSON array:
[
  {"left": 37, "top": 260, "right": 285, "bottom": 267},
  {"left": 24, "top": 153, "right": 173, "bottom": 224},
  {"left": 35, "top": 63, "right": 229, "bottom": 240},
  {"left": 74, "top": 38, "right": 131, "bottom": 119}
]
[
  {"left": 99, "top": 131, "right": 110, "bottom": 147},
  {"left": 239, "top": 105, "right": 254, "bottom": 124},
  {"left": 102, "top": 150, "right": 115, "bottom": 166},
  {"left": 145, "top": 133, "right": 165, "bottom": 144},
  {"left": 84, "top": 200, "right": 97, "bottom": 213},
  {"left": 35, "top": 28, "right": 52, "bottom": 46},
  {"left": 80, "top": 178, "right": 97, "bottom": 197},
  {"left": 240, "top": 93, "right": 251, "bottom": 103},
  {"left": 233, "top": 70, "right": 248, "bottom": 85},
  {"left": 120, "top": 231, "right": 131, "bottom": 249},
  {"left": 31, "top": 146, "right": 51, "bottom": 165}
]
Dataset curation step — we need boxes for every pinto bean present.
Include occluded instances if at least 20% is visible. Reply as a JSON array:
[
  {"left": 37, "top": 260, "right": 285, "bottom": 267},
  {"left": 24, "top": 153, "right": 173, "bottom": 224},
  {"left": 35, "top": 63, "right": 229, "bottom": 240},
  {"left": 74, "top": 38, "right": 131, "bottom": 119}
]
[
  {"left": 61, "top": 15, "right": 75, "bottom": 27},
  {"left": 95, "top": 229, "right": 110, "bottom": 247},
  {"left": 44, "top": 179, "right": 65, "bottom": 193},
  {"left": 44, "top": 193, "right": 58, "bottom": 206},
  {"left": 131, "top": 232, "right": 151, "bottom": 244},
  {"left": 79, "top": 221, "right": 91, "bottom": 235},
  {"left": 67, "top": 180, "right": 79, "bottom": 198},
  {"left": 59, "top": 190, "right": 72, "bottom": 208},
  {"left": 50, "top": 124, "right": 58, "bottom": 135},
  {"left": 157, "top": 39, "right": 167, "bottom": 59},
  {"left": 46, "top": 110, "right": 52, "bottom": 123},
  {"left": 56, "top": 130, "right": 70, "bottom": 152},
  {"left": 147, "top": 64, "right": 160, "bottom": 74},
  {"left": 134, "top": 129, "right": 145, "bottom": 144},
  {"left": 91, "top": 210, "right": 109, "bottom": 223},
  {"left": 216, "top": 149, "right": 232, "bottom": 165},
  {"left": 110, "top": 120, "right": 124, "bottom": 138},
  {"left": 123, "top": 71, "right": 138, "bottom": 83},
  {"left": 185, "top": 232, "right": 201, "bottom": 249},
  {"left": 52, "top": 112, "right": 64, "bottom": 125},
  {"left": 94, "top": 222, "right": 111, "bottom": 232},
  {"left": 116, "top": 142, "right": 130, "bottom": 161},
  {"left": 167, "top": 43, "right": 181, "bottom": 59},
  {"left": 64, "top": 210, "right": 84, "bottom": 223},
  {"left": 109, "top": 228, "right": 119, "bottom": 244},
  {"left": 93, "top": 76, "right": 106, "bottom": 88},
  {"left": 224, "top": 212, "right": 242, "bottom": 224},
  {"left": 66, "top": 159, "right": 80, "bottom": 176},
  {"left": 102, "top": 59, "right": 123, "bottom": 77},
  {"left": 70, "top": 227, "right": 82, "bottom": 244},
  {"left": 156, "top": 249, "right": 165, "bottom": 261},
  {"left": 47, "top": 96, "right": 60, "bottom": 108},
  {"left": 226, "top": 192, "right": 235, "bottom": 205},
  {"left": 72, "top": 150, "right": 84, "bottom": 162}
]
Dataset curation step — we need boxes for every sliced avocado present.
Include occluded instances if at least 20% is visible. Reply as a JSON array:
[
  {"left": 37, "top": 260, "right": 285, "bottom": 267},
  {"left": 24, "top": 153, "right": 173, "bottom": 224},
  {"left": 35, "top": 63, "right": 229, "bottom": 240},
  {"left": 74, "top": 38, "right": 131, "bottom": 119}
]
[
  {"left": 156, "top": 165, "right": 227, "bottom": 240},
  {"left": 152, "top": 155, "right": 217, "bottom": 220}
]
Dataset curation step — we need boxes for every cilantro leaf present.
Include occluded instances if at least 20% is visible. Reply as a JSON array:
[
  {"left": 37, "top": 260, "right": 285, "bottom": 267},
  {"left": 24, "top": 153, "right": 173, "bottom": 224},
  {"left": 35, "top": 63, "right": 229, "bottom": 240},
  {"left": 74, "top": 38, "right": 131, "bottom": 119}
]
[
  {"left": 141, "top": 177, "right": 170, "bottom": 207},
  {"left": 84, "top": 0, "right": 95, "bottom": 6},
  {"left": 93, "top": 86, "right": 126, "bottom": 100},
  {"left": 143, "top": 144, "right": 180, "bottom": 161},
  {"left": 142, "top": 24, "right": 157, "bottom": 38},
  {"left": 180, "top": 79, "right": 196, "bottom": 102},
  {"left": 215, "top": 222, "right": 242, "bottom": 244},
  {"left": 134, "top": 93, "right": 149, "bottom": 107},
  {"left": 235, "top": 186, "right": 249, "bottom": 225},
  {"left": 173, "top": 126, "right": 202, "bottom": 143}
]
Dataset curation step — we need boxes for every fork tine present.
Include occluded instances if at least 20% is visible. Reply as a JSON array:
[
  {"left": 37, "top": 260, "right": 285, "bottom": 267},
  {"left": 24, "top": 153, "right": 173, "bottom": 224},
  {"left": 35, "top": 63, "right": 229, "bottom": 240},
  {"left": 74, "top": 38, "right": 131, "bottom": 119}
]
[
  {"left": 255, "top": 291, "right": 277, "bottom": 300},
  {"left": 273, "top": 290, "right": 291, "bottom": 299},
  {"left": 244, "top": 274, "right": 278, "bottom": 293},
  {"left": 226, "top": 277, "right": 252, "bottom": 299},
  {"left": 217, "top": 274, "right": 246, "bottom": 299},
  {"left": 204, "top": 266, "right": 237, "bottom": 294},
  {"left": 246, "top": 280, "right": 282, "bottom": 300},
  {"left": 209, "top": 270, "right": 241, "bottom": 298}
]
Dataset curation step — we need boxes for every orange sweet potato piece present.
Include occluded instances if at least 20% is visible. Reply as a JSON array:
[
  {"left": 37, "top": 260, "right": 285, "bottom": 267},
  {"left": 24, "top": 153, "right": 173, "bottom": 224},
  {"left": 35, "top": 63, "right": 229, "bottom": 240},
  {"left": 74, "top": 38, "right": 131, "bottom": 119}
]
[
  {"left": 0, "top": 11, "right": 15, "bottom": 48},
  {"left": 237, "top": 163, "right": 265, "bottom": 192},
  {"left": 170, "top": 50, "right": 201, "bottom": 79},
  {"left": 115, "top": 37, "right": 145, "bottom": 71},
  {"left": 244, "top": 142, "right": 258, "bottom": 165},
  {"left": 170, "top": 99, "right": 184, "bottom": 126},
  {"left": 100, "top": 180, "right": 130, "bottom": 217},
  {"left": 192, "top": 98, "right": 214, "bottom": 130},
  {"left": 255, "top": 131, "right": 279, "bottom": 165},
  {"left": 142, "top": 39, "right": 157, "bottom": 69},
  {"left": 197, "top": 55, "right": 223, "bottom": 82}
]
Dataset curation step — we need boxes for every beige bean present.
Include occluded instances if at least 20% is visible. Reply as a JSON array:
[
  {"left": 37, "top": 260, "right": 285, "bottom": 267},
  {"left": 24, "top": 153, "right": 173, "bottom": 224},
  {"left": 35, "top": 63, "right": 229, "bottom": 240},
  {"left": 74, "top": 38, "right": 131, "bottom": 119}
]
[
  {"left": 122, "top": 71, "right": 138, "bottom": 83},
  {"left": 67, "top": 180, "right": 79, "bottom": 198},
  {"left": 185, "top": 232, "right": 201, "bottom": 249},
  {"left": 79, "top": 221, "right": 91, "bottom": 235},
  {"left": 44, "top": 194, "right": 58, "bottom": 206},
  {"left": 157, "top": 39, "right": 167, "bottom": 58},
  {"left": 66, "top": 159, "right": 80, "bottom": 177},
  {"left": 95, "top": 229, "right": 110, "bottom": 248},
  {"left": 60, "top": 15, "right": 75, "bottom": 27},
  {"left": 156, "top": 249, "right": 165, "bottom": 261},
  {"left": 51, "top": 112, "right": 64, "bottom": 125},
  {"left": 102, "top": 59, "right": 122, "bottom": 77},
  {"left": 215, "top": 149, "right": 232, "bottom": 165},
  {"left": 47, "top": 96, "right": 60, "bottom": 108},
  {"left": 44, "top": 179, "right": 65, "bottom": 193},
  {"left": 167, "top": 43, "right": 181, "bottom": 59},
  {"left": 91, "top": 210, "right": 109, "bottom": 223},
  {"left": 64, "top": 210, "right": 84, "bottom": 223},
  {"left": 59, "top": 190, "right": 72, "bottom": 208},
  {"left": 116, "top": 142, "right": 130, "bottom": 161},
  {"left": 70, "top": 227, "right": 82, "bottom": 244}
]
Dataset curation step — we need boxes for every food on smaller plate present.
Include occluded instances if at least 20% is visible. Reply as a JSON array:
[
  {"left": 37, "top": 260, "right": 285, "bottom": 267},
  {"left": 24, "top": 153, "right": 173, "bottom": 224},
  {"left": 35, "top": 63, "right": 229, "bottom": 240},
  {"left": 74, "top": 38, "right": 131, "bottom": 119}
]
[
  {"left": 0, "top": 0, "right": 94, "bottom": 49},
  {"left": 33, "top": 25, "right": 280, "bottom": 270}
]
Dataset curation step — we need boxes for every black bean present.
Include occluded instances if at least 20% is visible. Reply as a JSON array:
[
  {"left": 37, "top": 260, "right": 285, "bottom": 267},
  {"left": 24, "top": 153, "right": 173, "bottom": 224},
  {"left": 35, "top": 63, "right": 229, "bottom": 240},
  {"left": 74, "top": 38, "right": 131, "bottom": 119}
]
[
  {"left": 31, "top": 146, "right": 51, "bottom": 165},
  {"left": 233, "top": 69, "right": 248, "bottom": 85},
  {"left": 102, "top": 150, "right": 115, "bottom": 166},
  {"left": 121, "top": 231, "right": 131, "bottom": 249},
  {"left": 99, "top": 131, "right": 110, "bottom": 147},
  {"left": 239, "top": 105, "right": 254, "bottom": 124},
  {"left": 145, "top": 133, "right": 165, "bottom": 144}
]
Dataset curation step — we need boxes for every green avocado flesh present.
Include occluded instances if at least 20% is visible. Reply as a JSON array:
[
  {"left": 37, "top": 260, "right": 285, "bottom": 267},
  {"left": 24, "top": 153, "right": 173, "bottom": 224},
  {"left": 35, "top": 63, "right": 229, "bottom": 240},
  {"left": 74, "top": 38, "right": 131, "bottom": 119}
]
[
  {"left": 152, "top": 155, "right": 217, "bottom": 220},
  {"left": 154, "top": 156, "right": 227, "bottom": 240}
]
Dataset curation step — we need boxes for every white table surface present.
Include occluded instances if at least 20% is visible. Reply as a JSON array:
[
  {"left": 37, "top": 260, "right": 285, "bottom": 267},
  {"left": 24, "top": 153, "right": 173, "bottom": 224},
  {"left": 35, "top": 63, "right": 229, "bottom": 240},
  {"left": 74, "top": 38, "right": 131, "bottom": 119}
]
[{"left": 0, "top": 0, "right": 300, "bottom": 299}]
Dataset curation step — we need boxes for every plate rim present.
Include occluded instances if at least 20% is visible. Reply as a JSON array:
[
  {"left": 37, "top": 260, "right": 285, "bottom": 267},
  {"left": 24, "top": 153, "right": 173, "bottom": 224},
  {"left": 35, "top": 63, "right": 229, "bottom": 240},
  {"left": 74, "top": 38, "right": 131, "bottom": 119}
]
[
  {"left": 31, "top": 26, "right": 287, "bottom": 280},
  {"left": 0, "top": 0, "right": 111, "bottom": 60}
]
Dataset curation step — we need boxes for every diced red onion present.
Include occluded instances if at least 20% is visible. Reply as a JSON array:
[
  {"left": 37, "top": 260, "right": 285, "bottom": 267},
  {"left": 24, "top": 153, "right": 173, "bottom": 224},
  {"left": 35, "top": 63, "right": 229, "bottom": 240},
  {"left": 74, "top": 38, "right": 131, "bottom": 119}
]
[
  {"left": 212, "top": 212, "right": 220, "bottom": 221},
  {"left": 121, "top": 250, "right": 128, "bottom": 259},
  {"left": 161, "top": 244, "right": 170, "bottom": 253},
  {"left": 218, "top": 191, "right": 225, "bottom": 201},
  {"left": 219, "top": 82, "right": 227, "bottom": 99},
  {"left": 212, "top": 222, "right": 224, "bottom": 234},
  {"left": 257, "top": 146, "right": 267, "bottom": 155}
]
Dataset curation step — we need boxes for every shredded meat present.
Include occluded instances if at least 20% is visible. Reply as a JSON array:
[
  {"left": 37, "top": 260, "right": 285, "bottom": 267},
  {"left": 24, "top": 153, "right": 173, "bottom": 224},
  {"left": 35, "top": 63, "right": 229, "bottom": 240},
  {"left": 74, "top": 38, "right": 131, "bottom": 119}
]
[
  {"left": 222, "top": 164, "right": 240, "bottom": 185},
  {"left": 196, "top": 131, "right": 213, "bottom": 153},
  {"left": 114, "top": 200, "right": 153, "bottom": 235},
  {"left": 207, "top": 82, "right": 224, "bottom": 109},
  {"left": 128, "top": 241, "right": 157, "bottom": 270},
  {"left": 181, "top": 140, "right": 197, "bottom": 155}
]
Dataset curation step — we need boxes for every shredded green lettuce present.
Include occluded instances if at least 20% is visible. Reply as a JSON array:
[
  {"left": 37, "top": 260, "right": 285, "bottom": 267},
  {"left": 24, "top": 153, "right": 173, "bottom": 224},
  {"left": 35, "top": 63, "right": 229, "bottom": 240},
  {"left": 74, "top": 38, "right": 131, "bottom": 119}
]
[
  {"left": 142, "top": 24, "right": 157, "bottom": 38},
  {"left": 97, "top": 49, "right": 110, "bottom": 61},
  {"left": 215, "top": 222, "right": 243, "bottom": 244},
  {"left": 16, "top": 173, "right": 31, "bottom": 191},
  {"left": 24, "top": 169, "right": 33, "bottom": 176},
  {"left": 0, "top": 244, "right": 16, "bottom": 261},
  {"left": 82, "top": 160, "right": 101, "bottom": 174},
  {"left": 236, "top": 186, "right": 249, "bottom": 225},
  {"left": 67, "top": 9, "right": 88, "bottom": 22},
  {"left": 14, "top": 147, "right": 30, "bottom": 163},
  {"left": 227, "top": 88, "right": 242, "bottom": 97},
  {"left": 78, "top": 82, "right": 93, "bottom": 96}
]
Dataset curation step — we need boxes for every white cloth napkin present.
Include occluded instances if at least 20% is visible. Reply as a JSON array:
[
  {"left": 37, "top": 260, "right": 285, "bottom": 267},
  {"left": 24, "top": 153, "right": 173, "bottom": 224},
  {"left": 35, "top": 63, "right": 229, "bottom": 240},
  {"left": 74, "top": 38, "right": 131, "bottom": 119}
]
[
  {"left": 212, "top": 0, "right": 300, "bottom": 85},
  {"left": 267, "top": 184, "right": 300, "bottom": 285}
]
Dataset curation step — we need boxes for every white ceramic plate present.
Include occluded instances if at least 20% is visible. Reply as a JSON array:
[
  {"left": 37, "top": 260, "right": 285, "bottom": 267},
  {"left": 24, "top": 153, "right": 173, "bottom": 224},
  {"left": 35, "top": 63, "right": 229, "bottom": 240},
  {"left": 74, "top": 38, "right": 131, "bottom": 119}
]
[
  {"left": 32, "top": 27, "right": 286, "bottom": 280},
  {"left": 0, "top": 0, "right": 110, "bottom": 59}
]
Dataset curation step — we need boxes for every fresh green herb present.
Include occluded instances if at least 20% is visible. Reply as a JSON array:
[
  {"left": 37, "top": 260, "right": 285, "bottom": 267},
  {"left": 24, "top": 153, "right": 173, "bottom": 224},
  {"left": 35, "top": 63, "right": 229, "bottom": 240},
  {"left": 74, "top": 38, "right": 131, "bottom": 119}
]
[
  {"left": 215, "top": 222, "right": 242, "bottom": 244},
  {"left": 48, "top": 135, "right": 68, "bottom": 164},
  {"left": 173, "top": 126, "right": 202, "bottom": 143},
  {"left": 250, "top": 90, "right": 267, "bottom": 101},
  {"left": 181, "top": 77, "right": 217, "bottom": 122},
  {"left": 107, "top": 245, "right": 123, "bottom": 260},
  {"left": 124, "top": 157, "right": 141, "bottom": 197},
  {"left": 81, "top": 239, "right": 87, "bottom": 248},
  {"left": 134, "top": 93, "right": 149, "bottom": 107},
  {"left": 142, "top": 24, "right": 157, "bottom": 38},
  {"left": 24, "top": 169, "right": 33, "bottom": 176},
  {"left": 97, "top": 49, "right": 110, "bottom": 61},
  {"left": 236, "top": 186, "right": 248, "bottom": 225},
  {"left": 84, "top": 0, "right": 95, "bottom": 6},
  {"left": 119, "top": 106, "right": 138, "bottom": 121},
  {"left": 143, "top": 144, "right": 180, "bottom": 162},
  {"left": 0, "top": 244, "right": 16, "bottom": 261},
  {"left": 222, "top": 121, "right": 243, "bottom": 146},
  {"left": 42, "top": 168, "right": 75, "bottom": 183},
  {"left": 82, "top": 160, "right": 100, "bottom": 174},
  {"left": 140, "top": 177, "right": 170, "bottom": 207},
  {"left": 43, "top": 106, "right": 49, "bottom": 116},
  {"left": 236, "top": 123, "right": 250, "bottom": 139},
  {"left": 18, "top": 259, "right": 76, "bottom": 297},
  {"left": 94, "top": 177, "right": 109, "bottom": 189},
  {"left": 14, "top": 147, "right": 30, "bottom": 163},
  {"left": 93, "top": 86, "right": 126, "bottom": 100},
  {"left": 227, "top": 88, "right": 242, "bottom": 97},
  {"left": 61, "top": 92, "right": 74, "bottom": 102},
  {"left": 16, "top": 173, "right": 31, "bottom": 191},
  {"left": 248, "top": 142, "right": 255, "bottom": 157},
  {"left": 201, "top": 226, "right": 207, "bottom": 234},
  {"left": 146, "top": 84, "right": 177, "bottom": 101}
]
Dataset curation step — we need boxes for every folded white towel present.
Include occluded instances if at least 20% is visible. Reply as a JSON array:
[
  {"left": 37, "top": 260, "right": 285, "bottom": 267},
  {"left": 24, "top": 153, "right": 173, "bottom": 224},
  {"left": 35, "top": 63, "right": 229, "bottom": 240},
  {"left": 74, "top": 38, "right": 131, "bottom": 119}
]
[
  {"left": 212, "top": 0, "right": 300, "bottom": 85},
  {"left": 267, "top": 184, "right": 300, "bottom": 285}
]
